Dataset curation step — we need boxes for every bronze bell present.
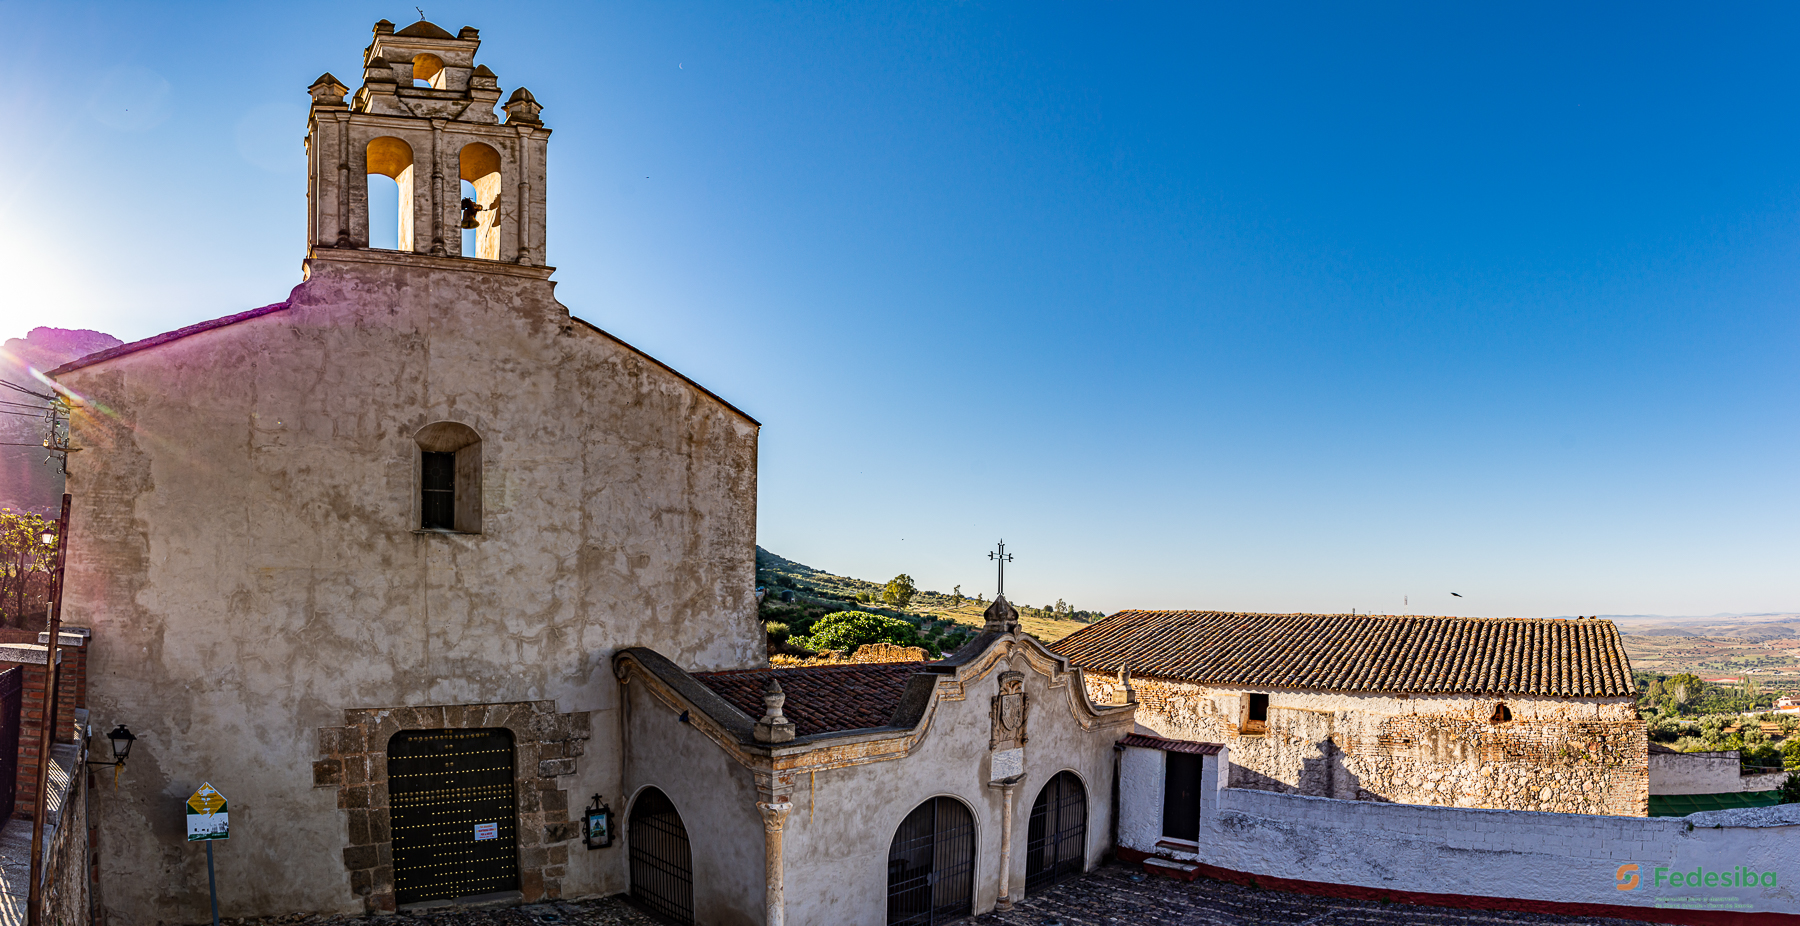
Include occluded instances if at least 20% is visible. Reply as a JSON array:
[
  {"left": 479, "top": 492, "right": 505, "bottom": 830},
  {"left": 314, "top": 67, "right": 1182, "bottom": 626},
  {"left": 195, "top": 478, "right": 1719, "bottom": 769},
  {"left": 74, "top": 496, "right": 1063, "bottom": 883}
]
[{"left": 460, "top": 197, "right": 482, "bottom": 230}]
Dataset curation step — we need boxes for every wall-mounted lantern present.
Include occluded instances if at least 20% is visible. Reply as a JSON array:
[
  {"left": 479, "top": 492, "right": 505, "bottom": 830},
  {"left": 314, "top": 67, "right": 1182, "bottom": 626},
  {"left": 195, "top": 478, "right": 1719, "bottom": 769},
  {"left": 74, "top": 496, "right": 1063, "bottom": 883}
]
[
  {"left": 106, "top": 724, "right": 136, "bottom": 762},
  {"left": 583, "top": 794, "right": 613, "bottom": 849},
  {"left": 88, "top": 723, "right": 138, "bottom": 788}
]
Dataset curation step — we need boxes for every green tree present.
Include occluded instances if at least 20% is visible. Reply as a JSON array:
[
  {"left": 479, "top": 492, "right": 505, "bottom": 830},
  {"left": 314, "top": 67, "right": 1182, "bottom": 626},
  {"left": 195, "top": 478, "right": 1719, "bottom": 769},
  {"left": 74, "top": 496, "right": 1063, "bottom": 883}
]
[
  {"left": 882, "top": 574, "right": 917, "bottom": 610},
  {"left": 793, "top": 611, "right": 925, "bottom": 656},
  {"left": 0, "top": 510, "right": 55, "bottom": 628},
  {"left": 1782, "top": 738, "right": 1800, "bottom": 771},
  {"left": 1667, "top": 673, "right": 1705, "bottom": 714},
  {"left": 1780, "top": 772, "right": 1800, "bottom": 805},
  {"left": 952, "top": 585, "right": 962, "bottom": 605}
]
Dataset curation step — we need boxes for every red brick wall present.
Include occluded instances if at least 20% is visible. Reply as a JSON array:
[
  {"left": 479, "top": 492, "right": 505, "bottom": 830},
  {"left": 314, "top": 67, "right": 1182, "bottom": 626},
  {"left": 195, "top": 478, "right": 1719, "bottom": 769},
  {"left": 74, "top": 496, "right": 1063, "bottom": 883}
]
[{"left": 1, "top": 637, "right": 89, "bottom": 820}]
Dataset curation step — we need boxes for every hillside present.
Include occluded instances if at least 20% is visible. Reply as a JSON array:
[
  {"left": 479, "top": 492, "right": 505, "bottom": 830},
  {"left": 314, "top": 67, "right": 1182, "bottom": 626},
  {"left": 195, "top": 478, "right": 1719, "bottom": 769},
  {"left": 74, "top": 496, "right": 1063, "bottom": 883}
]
[{"left": 754, "top": 546, "right": 1096, "bottom": 645}]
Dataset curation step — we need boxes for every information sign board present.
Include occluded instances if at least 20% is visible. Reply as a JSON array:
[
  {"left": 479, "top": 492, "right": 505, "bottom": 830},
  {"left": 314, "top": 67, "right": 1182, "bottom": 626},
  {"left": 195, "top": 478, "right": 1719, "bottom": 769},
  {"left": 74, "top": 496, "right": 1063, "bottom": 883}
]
[{"left": 186, "top": 782, "right": 229, "bottom": 841}]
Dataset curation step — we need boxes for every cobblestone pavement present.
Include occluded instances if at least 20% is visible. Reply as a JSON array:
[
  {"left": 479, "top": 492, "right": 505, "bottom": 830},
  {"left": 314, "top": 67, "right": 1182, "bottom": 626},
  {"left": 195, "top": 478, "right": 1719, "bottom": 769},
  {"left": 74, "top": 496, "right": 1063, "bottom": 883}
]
[
  {"left": 976, "top": 862, "right": 1645, "bottom": 926},
  {"left": 214, "top": 897, "right": 660, "bottom": 926},
  {"left": 211, "top": 862, "right": 1646, "bottom": 926}
]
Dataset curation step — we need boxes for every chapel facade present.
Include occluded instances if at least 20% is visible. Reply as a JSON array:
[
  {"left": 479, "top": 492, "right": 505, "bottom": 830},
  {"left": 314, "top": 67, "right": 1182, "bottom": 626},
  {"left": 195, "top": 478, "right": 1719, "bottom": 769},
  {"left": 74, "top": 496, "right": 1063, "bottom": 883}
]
[
  {"left": 49, "top": 20, "right": 1138, "bottom": 926},
  {"left": 52, "top": 19, "right": 763, "bottom": 923},
  {"left": 1052, "top": 611, "right": 1650, "bottom": 816}
]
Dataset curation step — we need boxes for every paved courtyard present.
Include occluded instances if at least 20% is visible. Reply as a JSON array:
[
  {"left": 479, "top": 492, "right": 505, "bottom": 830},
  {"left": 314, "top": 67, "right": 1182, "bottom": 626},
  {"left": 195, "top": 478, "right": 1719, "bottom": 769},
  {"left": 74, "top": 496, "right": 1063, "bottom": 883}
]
[
  {"left": 203, "top": 861, "right": 1648, "bottom": 926},
  {"left": 976, "top": 862, "right": 1645, "bottom": 926}
]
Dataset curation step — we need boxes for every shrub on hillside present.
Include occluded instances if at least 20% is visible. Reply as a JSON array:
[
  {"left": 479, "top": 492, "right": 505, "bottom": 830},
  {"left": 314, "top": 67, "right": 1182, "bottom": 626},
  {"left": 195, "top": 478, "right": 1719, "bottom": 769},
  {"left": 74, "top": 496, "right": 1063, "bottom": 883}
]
[
  {"left": 1780, "top": 772, "right": 1800, "bottom": 805},
  {"left": 792, "top": 611, "right": 926, "bottom": 656}
]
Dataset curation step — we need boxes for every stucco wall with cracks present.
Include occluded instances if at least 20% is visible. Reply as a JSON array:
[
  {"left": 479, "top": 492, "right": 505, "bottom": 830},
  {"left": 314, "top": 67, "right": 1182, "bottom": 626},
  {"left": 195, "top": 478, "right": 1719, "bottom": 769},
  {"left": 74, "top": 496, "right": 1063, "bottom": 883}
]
[{"left": 54, "top": 250, "right": 761, "bottom": 925}]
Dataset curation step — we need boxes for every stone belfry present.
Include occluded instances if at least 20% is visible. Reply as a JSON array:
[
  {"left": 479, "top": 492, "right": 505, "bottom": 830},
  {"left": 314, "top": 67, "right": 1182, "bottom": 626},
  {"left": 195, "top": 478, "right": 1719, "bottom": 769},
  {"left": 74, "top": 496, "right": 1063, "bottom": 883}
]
[{"left": 304, "top": 19, "right": 548, "bottom": 263}]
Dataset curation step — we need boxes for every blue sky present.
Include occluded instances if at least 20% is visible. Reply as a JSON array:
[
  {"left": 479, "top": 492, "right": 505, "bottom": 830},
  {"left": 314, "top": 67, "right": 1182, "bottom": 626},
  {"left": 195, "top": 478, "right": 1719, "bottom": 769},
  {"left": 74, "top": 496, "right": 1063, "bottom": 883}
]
[{"left": 1, "top": 2, "right": 1795, "bottom": 617}]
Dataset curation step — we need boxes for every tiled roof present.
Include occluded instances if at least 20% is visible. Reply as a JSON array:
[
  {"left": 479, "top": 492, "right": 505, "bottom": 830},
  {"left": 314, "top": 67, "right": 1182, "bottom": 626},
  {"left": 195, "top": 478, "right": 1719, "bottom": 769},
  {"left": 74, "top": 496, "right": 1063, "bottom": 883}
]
[
  {"left": 1119, "top": 733, "right": 1222, "bottom": 755},
  {"left": 694, "top": 663, "right": 925, "bottom": 736},
  {"left": 1051, "top": 611, "right": 1636, "bottom": 698}
]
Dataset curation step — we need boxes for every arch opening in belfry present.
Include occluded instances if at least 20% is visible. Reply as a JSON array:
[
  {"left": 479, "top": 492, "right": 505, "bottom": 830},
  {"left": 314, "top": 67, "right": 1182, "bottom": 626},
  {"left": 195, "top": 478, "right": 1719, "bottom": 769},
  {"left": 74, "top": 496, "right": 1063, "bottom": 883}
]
[
  {"left": 366, "top": 136, "right": 416, "bottom": 251},
  {"left": 459, "top": 142, "right": 503, "bottom": 260}
]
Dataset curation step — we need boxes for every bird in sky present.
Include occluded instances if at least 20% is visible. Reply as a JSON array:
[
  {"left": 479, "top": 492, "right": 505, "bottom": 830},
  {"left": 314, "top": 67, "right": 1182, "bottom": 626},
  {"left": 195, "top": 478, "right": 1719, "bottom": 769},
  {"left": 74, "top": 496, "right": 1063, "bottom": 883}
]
[{"left": 1451, "top": 592, "right": 1463, "bottom": 598}]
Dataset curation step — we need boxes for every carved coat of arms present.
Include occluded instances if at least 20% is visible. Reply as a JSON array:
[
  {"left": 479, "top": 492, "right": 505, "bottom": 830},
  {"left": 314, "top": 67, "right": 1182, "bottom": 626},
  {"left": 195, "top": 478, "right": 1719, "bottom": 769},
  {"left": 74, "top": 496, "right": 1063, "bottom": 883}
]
[{"left": 989, "top": 671, "right": 1029, "bottom": 750}]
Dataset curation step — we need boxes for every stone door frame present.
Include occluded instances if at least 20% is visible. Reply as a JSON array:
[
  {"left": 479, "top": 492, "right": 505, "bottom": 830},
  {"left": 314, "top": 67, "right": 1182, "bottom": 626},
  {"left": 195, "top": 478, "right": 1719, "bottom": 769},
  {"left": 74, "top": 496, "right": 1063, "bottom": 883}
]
[{"left": 313, "top": 700, "right": 591, "bottom": 912}]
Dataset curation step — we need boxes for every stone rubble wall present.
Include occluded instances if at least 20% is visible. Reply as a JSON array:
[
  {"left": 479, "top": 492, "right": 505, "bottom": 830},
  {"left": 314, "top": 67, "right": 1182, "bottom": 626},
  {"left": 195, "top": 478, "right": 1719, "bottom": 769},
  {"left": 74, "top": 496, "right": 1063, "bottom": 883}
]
[
  {"left": 43, "top": 747, "right": 89, "bottom": 926},
  {"left": 1090, "top": 675, "right": 1648, "bottom": 816}
]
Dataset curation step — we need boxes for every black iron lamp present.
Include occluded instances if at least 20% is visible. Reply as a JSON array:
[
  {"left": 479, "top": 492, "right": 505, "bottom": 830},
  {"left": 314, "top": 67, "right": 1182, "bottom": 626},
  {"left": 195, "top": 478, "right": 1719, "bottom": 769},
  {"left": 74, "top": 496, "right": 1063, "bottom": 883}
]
[
  {"left": 583, "top": 794, "right": 613, "bottom": 849},
  {"left": 39, "top": 527, "right": 53, "bottom": 546},
  {"left": 88, "top": 724, "right": 137, "bottom": 789},
  {"left": 106, "top": 724, "right": 136, "bottom": 762}
]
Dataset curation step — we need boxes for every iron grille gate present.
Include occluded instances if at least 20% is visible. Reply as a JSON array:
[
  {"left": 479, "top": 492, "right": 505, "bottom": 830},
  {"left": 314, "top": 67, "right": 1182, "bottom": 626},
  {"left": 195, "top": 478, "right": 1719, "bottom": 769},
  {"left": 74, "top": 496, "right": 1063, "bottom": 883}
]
[
  {"left": 387, "top": 728, "right": 518, "bottom": 905},
  {"left": 886, "top": 796, "right": 975, "bottom": 926},
  {"left": 628, "top": 788, "right": 694, "bottom": 926},
  {"left": 1025, "top": 771, "right": 1087, "bottom": 892}
]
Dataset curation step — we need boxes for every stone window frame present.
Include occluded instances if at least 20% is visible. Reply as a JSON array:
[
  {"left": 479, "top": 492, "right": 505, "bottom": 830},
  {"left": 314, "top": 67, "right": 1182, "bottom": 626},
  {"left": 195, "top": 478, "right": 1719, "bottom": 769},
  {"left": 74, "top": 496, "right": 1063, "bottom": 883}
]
[{"left": 313, "top": 701, "right": 590, "bottom": 912}]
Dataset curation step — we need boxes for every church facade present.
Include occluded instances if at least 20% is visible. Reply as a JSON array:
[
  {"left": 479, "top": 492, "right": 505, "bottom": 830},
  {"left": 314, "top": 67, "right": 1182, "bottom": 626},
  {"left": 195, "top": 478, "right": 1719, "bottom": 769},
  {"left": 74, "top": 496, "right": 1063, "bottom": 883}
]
[
  {"left": 50, "top": 20, "right": 1137, "bottom": 926},
  {"left": 52, "top": 19, "right": 762, "bottom": 923}
]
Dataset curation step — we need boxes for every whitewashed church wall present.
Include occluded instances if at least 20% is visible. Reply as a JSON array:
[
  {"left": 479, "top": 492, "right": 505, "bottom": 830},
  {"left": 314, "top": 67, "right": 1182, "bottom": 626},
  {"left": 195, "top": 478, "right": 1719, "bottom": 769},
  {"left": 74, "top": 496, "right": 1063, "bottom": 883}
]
[
  {"left": 56, "top": 253, "right": 762, "bottom": 924},
  {"left": 621, "top": 682, "right": 763, "bottom": 926}
]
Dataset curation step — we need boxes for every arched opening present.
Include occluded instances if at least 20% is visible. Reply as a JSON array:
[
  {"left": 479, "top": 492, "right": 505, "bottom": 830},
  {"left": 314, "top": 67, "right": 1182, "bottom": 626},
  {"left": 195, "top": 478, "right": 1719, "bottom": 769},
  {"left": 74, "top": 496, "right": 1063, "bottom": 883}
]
[
  {"left": 366, "top": 136, "right": 415, "bottom": 251},
  {"left": 415, "top": 421, "right": 481, "bottom": 533},
  {"left": 886, "top": 796, "right": 974, "bottom": 926},
  {"left": 459, "top": 142, "right": 503, "bottom": 260},
  {"left": 412, "top": 53, "right": 446, "bottom": 88},
  {"left": 628, "top": 788, "right": 694, "bottom": 925},
  {"left": 460, "top": 179, "right": 479, "bottom": 257},
  {"left": 387, "top": 728, "right": 518, "bottom": 904},
  {"left": 1491, "top": 703, "right": 1513, "bottom": 724},
  {"left": 1025, "top": 771, "right": 1087, "bottom": 892}
]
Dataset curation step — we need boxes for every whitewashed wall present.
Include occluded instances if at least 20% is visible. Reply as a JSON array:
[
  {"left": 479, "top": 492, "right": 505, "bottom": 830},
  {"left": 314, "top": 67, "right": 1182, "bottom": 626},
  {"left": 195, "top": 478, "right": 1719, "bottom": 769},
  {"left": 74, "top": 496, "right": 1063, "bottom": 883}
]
[
  {"left": 1650, "top": 749, "right": 1786, "bottom": 794},
  {"left": 1120, "top": 745, "right": 1798, "bottom": 916}
]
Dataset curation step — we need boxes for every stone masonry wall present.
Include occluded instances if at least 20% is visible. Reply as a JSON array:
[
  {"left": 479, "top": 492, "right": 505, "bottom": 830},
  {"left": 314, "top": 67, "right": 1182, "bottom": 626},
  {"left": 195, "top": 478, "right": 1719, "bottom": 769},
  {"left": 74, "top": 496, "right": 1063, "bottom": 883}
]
[
  {"left": 313, "top": 701, "right": 591, "bottom": 913},
  {"left": 1089, "top": 675, "right": 1647, "bottom": 816}
]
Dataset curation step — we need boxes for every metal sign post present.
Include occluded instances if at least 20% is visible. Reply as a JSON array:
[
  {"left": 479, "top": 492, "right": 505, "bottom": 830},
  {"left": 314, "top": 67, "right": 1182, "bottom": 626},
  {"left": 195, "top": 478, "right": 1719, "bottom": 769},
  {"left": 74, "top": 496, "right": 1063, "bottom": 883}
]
[{"left": 186, "top": 782, "right": 228, "bottom": 926}]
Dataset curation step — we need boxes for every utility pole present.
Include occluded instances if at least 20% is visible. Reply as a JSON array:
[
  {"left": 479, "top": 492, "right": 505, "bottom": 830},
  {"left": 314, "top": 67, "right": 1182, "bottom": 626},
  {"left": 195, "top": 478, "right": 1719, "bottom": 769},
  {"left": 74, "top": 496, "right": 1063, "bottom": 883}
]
[{"left": 27, "top": 492, "right": 70, "bottom": 926}]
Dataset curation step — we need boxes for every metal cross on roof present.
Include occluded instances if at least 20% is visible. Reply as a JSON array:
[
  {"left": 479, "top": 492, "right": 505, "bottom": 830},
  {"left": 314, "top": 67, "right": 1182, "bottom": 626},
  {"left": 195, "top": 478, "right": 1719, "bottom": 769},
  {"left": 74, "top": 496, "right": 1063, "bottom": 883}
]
[{"left": 989, "top": 540, "right": 1013, "bottom": 598}]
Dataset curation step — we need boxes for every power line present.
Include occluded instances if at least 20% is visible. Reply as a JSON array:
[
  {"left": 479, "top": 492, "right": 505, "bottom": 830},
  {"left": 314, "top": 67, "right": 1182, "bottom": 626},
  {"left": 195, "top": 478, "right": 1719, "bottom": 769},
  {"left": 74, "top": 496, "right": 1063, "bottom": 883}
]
[{"left": 0, "top": 379, "right": 54, "bottom": 402}]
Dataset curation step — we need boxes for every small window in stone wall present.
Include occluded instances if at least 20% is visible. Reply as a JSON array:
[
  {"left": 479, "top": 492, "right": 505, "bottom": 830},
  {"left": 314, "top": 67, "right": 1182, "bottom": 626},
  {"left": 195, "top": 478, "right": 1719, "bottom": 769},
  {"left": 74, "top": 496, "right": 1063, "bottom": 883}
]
[
  {"left": 416, "top": 422, "right": 482, "bottom": 533},
  {"left": 1242, "top": 693, "right": 1269, "bottom": 735},
  {"left": 1490, "top": 703, "right": 1512, "bottom": 723}
]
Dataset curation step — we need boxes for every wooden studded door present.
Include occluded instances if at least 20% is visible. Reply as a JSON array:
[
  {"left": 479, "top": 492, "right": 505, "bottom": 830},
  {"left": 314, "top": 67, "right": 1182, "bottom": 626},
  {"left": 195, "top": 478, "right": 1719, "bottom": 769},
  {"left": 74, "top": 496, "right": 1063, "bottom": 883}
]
[{"left": 388, "top": 728, "right": 519, "bottom": 905}]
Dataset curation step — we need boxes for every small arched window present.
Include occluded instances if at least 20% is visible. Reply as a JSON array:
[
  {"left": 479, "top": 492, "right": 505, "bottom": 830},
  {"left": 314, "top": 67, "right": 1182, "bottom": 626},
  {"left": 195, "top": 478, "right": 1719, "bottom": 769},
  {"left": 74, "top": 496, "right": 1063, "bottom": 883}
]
[
  {"left": 412, "top": 53, "right": 446, "bottom": 89},
  {"left": 415, "top": 422, "right": 481, "bottom": 533},
  {"left": 367, "top": 136, "right": 416, "bottom": 251},
  {"left": 1490, "top": 703, "right": 1512, "bottom": 724},
  {"left": 459, "top": 142, "right": 503, "bottom": 260}
]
